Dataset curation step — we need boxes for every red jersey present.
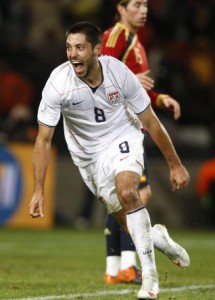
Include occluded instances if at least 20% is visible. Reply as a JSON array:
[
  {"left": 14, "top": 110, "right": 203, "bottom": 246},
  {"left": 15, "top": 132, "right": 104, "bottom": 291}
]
[{"left": 102, "top": 22, "right": 160, "bottom": 108}]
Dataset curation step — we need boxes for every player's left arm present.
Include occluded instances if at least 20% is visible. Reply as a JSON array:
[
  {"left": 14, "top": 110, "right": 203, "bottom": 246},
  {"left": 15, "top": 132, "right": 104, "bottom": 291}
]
[{"left": 138, "top": 106, "right": 190, "bottom": 191}]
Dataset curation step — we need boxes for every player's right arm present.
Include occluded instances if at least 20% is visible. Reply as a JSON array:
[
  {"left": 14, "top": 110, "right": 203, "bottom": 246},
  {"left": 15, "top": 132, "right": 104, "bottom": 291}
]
[{"left": 29, "top": 124, "right": 55, "bottom": 218}]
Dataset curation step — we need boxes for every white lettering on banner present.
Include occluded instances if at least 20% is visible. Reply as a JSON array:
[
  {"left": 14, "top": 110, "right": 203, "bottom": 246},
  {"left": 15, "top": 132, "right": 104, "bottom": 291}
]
[{"left": 0, "top": 164, "right": 19, "bottom": 208}]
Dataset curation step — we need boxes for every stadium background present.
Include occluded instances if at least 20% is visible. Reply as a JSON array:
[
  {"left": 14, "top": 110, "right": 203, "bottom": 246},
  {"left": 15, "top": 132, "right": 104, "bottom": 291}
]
[{"left": 0, "top": 0, "right": 214, "bottom": 229}]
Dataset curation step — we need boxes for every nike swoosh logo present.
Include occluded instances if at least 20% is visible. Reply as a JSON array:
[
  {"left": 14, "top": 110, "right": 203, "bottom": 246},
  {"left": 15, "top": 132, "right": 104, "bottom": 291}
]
[
  {"left": 120, "top": 155, "right": 129, "bottom": 161},
  {"left": 72, "top": 101, "right": 84, "bottom": 105}
]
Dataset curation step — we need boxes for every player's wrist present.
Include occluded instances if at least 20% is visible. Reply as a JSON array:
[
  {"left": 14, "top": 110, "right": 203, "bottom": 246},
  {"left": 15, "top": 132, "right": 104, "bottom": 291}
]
[{"left": 156, "top": 94, "right": 169, "bottom": 108}]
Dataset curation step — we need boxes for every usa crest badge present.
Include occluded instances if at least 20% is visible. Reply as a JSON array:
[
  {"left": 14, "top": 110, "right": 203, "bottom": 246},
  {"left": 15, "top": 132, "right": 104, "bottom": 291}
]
[{"left": 108, "top": 91, "right": 119, "bottom": 104}]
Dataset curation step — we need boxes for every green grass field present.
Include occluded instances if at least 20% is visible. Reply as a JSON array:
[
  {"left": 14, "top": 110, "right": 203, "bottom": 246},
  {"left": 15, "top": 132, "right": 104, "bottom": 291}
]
[{"left": 0, "top": 227, "right": 215, "bottom": 300}]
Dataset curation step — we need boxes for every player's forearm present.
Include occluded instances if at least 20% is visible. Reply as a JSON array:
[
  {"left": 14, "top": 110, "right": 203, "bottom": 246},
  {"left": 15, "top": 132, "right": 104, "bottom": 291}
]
[
  {"left": 32, "top": 137, "right": 52, "bottom": 194},
  {"left": 148, "top": 120, "right": 181, "bottom": 169},
  {"left": 140, "top": 108, "right": 181, "bottom": 169}
]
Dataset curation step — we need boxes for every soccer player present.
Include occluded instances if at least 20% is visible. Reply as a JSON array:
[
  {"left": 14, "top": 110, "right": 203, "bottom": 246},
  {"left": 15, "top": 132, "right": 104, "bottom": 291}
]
[
  {"left": 101, "top": 0, "right": 190, "bottom": 285},
  {"left": 29, "top": 22, "right": 190, "bottom": 299}
]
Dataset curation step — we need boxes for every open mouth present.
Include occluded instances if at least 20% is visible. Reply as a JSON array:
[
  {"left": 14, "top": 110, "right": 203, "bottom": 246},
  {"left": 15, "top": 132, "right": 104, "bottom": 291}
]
[{"left": 72, "top": 61, "right": 84, "bottom": 73}]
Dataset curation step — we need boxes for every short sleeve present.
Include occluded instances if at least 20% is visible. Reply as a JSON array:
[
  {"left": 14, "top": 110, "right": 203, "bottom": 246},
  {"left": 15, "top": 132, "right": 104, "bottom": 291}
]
[
  {"left": 122, "top": 67, "right": 151, "bottom": 114},
  {"left": 37, "top": 80, "right": 61, "bottom": 127}
]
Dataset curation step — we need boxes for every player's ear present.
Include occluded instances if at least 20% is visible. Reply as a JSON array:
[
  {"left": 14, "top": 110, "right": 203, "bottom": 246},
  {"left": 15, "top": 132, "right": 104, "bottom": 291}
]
[
  {"left": 94, "top": 43, "right": 102, "bottom": 55},
  {"left": 117, "top": 4, "right": 125, "bottom": 16}
]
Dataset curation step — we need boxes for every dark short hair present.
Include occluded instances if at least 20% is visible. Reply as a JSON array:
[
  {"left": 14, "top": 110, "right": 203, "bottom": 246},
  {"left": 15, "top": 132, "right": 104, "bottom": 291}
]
[
  {"left": 114, "top": 0, "right": 130, "bottom": 21},
  {"left": 115, "top": 0, "right": 130, "bottom": 7},
  {"left": 66, "top": 21, "right": 102, "bottom": 47}
]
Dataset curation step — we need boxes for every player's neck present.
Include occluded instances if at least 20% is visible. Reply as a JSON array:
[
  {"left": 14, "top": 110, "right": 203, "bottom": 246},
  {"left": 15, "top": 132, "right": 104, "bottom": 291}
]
[
  {"left": 119, "top": 20, "right": 138, "bottom": 34},
  {"left": 82, "top": 61, "right": 103, "bottom": 88}
]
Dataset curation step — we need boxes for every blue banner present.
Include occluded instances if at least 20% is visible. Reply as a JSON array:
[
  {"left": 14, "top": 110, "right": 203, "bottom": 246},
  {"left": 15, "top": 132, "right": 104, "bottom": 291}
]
[{"left": 0, "top": 146, "right": 23, "bottom": 225}]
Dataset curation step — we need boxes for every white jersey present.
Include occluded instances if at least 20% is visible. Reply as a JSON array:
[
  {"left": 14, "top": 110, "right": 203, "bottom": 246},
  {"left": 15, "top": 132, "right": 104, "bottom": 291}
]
[{"left": 37, "top": 55, "right": 150, "bottom": 167}]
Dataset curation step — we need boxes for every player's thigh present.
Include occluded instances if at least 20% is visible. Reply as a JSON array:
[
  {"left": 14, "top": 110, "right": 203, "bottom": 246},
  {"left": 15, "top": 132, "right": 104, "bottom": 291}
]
[
  {"left": 115, "top": 170, "right": 140, "bottom": 196},
  {"left": 115, "top": 170, "right": 142, "bottom": 211}
]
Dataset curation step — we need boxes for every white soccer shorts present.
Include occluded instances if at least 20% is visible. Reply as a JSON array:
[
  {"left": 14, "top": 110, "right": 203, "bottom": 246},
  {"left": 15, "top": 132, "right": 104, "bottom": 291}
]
[{"left": 78, "top": 131, "right": 144, "bottom": 213}]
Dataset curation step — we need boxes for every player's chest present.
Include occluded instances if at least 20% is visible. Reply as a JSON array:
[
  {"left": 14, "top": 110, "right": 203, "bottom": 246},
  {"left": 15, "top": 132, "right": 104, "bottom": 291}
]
[
  {"left": 62, "top": 83, "right": 125, "bottom": 112},
  {"left": 125, "top": 41, "right": 148, "bottom": 69}
]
